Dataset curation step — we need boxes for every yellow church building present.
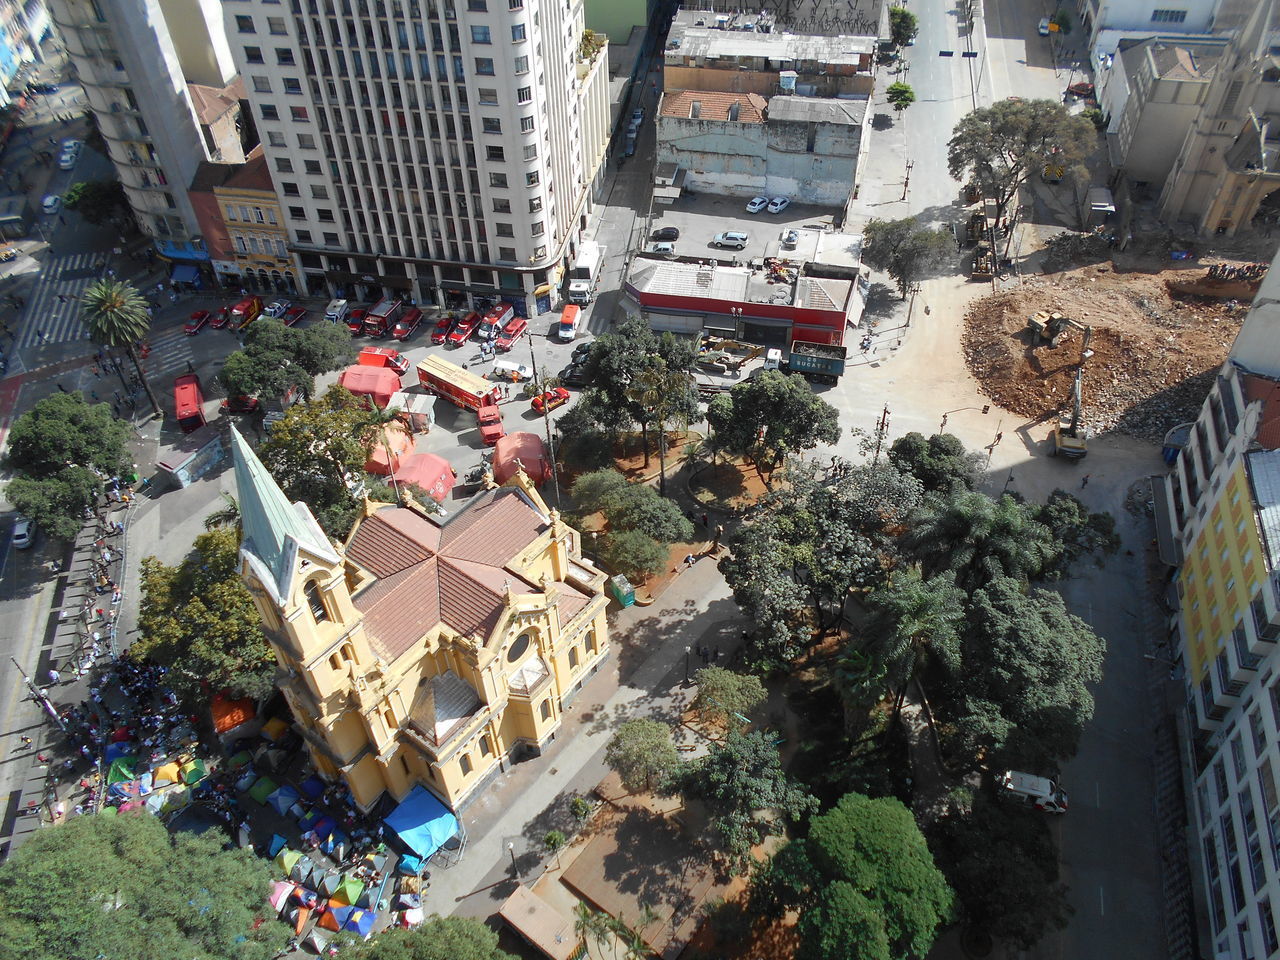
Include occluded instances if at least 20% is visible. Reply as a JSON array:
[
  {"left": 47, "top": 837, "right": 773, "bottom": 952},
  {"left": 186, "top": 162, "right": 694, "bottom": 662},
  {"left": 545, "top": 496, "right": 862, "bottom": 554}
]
[{"left": 230, "top": 429, "right": 610, "bottom": 813}]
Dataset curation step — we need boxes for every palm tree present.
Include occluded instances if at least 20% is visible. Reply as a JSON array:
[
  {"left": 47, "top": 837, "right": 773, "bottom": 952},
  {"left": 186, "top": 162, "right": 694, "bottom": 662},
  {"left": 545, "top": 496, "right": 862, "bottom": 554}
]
[
  {"left": 80, "top": 278, "right": 160, "bottom": 414},
  {"left": 574, "top": 902, "right": 613, "bottom": 960},
  {"left": 203, "top": 493, "right": 241, "bottom": 531},
  {"left": 626, "top": 358, "right": 693, "bottom": 495}
]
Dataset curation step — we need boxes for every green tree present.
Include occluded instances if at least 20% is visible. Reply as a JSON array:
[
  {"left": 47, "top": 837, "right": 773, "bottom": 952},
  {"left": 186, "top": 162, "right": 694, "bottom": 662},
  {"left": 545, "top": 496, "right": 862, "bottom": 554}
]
[
  {"left": 604, "top": 483, "right": 694, "bottom": 545},
  {"left": 706, "top": 371, "right": 840, "bottom": 481},
  {"left": 598, "top": 529, "right": 668, "bottom": 581},
  {"left": 692, "top": 666, "right": 767, "bottom": 727},
  {"left": 62, "top": 179, "right": 127, "bottom": 225},
  {"left": 544, "top": 829, "right": 567, "bottom": 866},
  {"left": 0, "top": 810, "right": 283, "bottom": 960},
  {"left": 861, "top": 217, "right": 954, "bottom": 298},
  {"left": 888, "top": 432, "right": 982, "bottom": 492},
  {"left": 204, "top": 492, "right": 242, "bottom": 531},
  {"left": 557, "top": 404, "right": 615, "bottom": 473},
  {"left": 888, "top": 5, "right": 919, "bottom": 46},
  {"left": 885, "top": 81, "right": 916, "bottom": 112},
  {"left": 259, "top": 384, "right": 373, "bottom": 536},
  {"left": 952, "top": 576, "right": 1105, "bottom": 769},
  {"left": 752, "top": 792, "right": 953, "bottom": 960},
  {"left": 604, "top": 718, "right": 679, "bottom": 793},
  {"left": 671, "top": 730, "right": 816, "bottom": 873},
  {"left": 930, "top": 795, "right": 1072, "bottom": 948},
  {"left": 343, "top": 916, "right": 514, "bottom": 960},
  {"left": 947, "top": 99, "right": 1095, "bottom": 220},
  {"left": 1030, "top": 488, "right": 1119, "bottom": 577},
  {"left": 80, "top": 278, "right": 160, "bottom": 414},
  {"left": 624, "top": 356, "right": 696, "bottom": 490},
  {"left": 4, "top": 392, "right": 131, "bottom": 539},
  {"left": 902, "top": 490, "right": 1058, "bottom": 592},
  {"left": 132, "top": 527, "right": 274, "bottom": 703},
  {"left": 571, "top": 468, "right": 630, "bottom": 515},
  {"left": 220, "top": 318, "right": 354, "bottom": 402}
]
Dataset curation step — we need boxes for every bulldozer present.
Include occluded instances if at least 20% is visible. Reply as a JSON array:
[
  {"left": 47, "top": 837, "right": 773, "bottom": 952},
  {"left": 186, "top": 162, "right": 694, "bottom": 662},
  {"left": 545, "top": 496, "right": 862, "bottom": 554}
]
[
  {"left": 1027, "top": 311, "right": 1091, "bottom": 349},
  {"left": 1050, "top": 367, "right": 1089, "bottom": 459},
  {"left": 971, "top": 244, "right": 995, "bottom": 280}
]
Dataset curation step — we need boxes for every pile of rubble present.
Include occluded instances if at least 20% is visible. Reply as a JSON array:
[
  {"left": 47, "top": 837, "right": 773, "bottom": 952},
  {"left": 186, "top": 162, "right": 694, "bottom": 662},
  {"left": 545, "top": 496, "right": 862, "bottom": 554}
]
[{"left": 962, "top": 264, "right": 1246, "bottom": 444}]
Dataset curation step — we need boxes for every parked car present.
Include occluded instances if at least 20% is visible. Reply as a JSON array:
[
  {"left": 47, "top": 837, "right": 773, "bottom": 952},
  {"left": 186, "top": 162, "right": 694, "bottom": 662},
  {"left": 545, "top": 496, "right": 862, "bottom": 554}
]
[
  {"left": 346, "top": 308, "right": 367, "bottom": 335},
  {"left": 220, "top": 395, "right": 261, "bottom": 414},
  {"left": 1038, "top": 16, "right": 1051, "bottom": 35},
  {"left": 631, "top": 107, "right": 645, "bottom": 124},
  {"left": 766, "top": 196, "right": 791, "bottom": 214},
  {"left": 57, "top": 148, "right": 79, "bottom": 171},
  {"left": 0, "top": 243, "right": 16, "bottom": 263},
  {"left": 447, "top": 311, "right": 481, "bottom": 346},
  {"left": 781, "top": 229, "right": 799, "bottom": 249},
  {"left": 210, "top": 306, "right": 233, "bottom": 329},
  {"left": 559, "top": 363, "right": 590, "bottom": 387},
  {"left": 495, "top": 315, "right": 528, "bottom": 351},
  {"left": 649, "top": 241, "right": 676, "bottom": 256},
  {"left": 746, "top": 196, "right": 769, "bottom": 214},
  {"left": 12, "top": 516, "right": 34, "bottom": 550},
  {"left": 184, "top": 310, "right": 211, "bottom": 335},
  {"left": 264, "top": 300, "right": 291, "bottom": 319},
  {"left": 531, "top": 386, "right": 571, "bottom": 414},
  {"left": 391, "top": 308, "right": 423, "bottom": 340},
  {"left": 651, "top": 226, "right": 680, "bottom": 242},
  {"left": 283, "top": 306, "right": 308, "bottom": 327},
  {"left": 712, "top": 232, "right": 749, "bottom": 249},
  {"left": 571, "top": 341, "right": 594, "bottom": 364},
  {"left": 430, "top": 314, "right": 456, "bottom": 344},
  {"left": 1066, "top": 81, "right": 1095, "bottom": 98},
  {"left": 41, "top": 194, "right": 61, "bottom": 215},
  {"left": 30, "top": 82, "right": 57, "bottom": 94}
]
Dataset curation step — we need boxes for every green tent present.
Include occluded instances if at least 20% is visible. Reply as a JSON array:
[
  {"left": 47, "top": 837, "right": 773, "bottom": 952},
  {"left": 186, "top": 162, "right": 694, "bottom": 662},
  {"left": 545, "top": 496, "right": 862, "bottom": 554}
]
[
  {"left": 228, "top": 750, "right": 253, "bottom": 769},
  {"left": 181, "top": 758, "right": 207, "bottom": 785},
  {"left": 248, "top": 776, "right": 278, "bottom": 805},
  {"left": 106, "top": 756, "right": 137, "bottom": 785},
  {"left": 275, "top": 849, "right": 302, "bottom": 875},
  {"left": 333, "top": 876, "right": 365, "bottom": 907}
]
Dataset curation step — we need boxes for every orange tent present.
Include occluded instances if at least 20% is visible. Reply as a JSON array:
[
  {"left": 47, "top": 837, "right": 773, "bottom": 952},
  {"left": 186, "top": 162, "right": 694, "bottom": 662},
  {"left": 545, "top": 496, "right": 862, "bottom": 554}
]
[
  {"left": 210, "top": 691, "right": 255, "bottom": 734},
  {"left": 365, "top": 422, "right": 414, "bottom": 476}
]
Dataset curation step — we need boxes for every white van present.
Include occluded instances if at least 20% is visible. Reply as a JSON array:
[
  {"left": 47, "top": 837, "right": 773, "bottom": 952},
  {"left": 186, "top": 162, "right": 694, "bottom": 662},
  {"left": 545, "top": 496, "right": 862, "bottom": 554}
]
[
  {"left": 491, "top": 359, "right": 534, "bottom": 382},
  {"left": 325, "top": 298, "right": 349, "bottom": 324},
  {"left": 996, "top": 770, "right": 1068, "bottom": 813}
]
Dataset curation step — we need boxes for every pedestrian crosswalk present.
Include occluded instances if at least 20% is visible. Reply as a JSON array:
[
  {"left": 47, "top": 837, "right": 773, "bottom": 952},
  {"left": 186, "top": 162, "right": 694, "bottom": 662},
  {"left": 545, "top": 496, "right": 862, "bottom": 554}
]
[
  {"left": 13, "top": 250, "right": 103, "bottom": 352},
  {"left": 138, "top": 328, "right": 192, "bottom": 378}
]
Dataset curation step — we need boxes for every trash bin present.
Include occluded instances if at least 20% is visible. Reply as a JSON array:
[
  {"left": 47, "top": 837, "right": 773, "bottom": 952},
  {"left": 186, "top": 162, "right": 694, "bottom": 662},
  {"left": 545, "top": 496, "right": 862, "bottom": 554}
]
[{"left": 609, "top": 574, "right": 635, "bottom": 607}]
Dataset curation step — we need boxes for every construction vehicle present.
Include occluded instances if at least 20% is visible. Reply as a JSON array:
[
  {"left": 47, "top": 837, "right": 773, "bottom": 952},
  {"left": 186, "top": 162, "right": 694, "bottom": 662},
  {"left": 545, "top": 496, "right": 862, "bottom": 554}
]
[
  {"left": 964, "top": 211, "right": 987, "bottom": 244},
  {"left": 1050, "top": 367, "right": 1089, "bottom": 459},
  {"left": 763, "top": 341, "right": 847, "bottom": 384},
  {"left": 1026, "top": 311, "right": 1093, "bottom": 348},
  {"left": 971, "top": 244, "right": 995, "bottom": 280}
]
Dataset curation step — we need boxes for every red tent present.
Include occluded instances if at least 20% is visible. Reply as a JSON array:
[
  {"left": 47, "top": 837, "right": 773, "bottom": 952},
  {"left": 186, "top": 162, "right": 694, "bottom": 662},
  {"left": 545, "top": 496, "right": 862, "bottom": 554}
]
[
  {"left": 364, "top": 422, "right": 414, "bottom": 476},
  {"left": 339, "top": 364, "right": 401, "bottom": 408},
  {"left": 393, "top": 453, "right": 456, "bottom": 502},
  {"left": 492, "top": 432, "right": 552, "bottom": 485}
]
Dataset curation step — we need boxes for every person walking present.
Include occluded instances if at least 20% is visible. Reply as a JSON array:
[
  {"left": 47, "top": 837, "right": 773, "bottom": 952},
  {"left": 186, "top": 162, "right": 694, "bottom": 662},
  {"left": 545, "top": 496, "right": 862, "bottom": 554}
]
[{"left": 1081, "top": 474, "right": 1091, "bottom": 488}]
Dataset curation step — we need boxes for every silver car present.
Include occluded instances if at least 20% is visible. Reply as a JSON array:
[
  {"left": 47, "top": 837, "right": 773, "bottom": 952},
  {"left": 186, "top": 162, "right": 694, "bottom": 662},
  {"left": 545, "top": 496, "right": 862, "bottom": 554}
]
[
  {"left": 712, "top": 232, "right": 749, "bottom": 249},
  {"left": 12, "top": 517, "right": 34, "bottom": 549}
]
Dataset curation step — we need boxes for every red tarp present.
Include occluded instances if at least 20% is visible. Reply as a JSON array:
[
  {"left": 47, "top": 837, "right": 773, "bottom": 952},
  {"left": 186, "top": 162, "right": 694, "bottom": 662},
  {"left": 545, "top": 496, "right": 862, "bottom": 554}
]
[
  {"left": 492, "top": 432, "right": 552, "bottom": 485},
  {"left": 393, "top": 453, "right": 456, "bottom": 503},
  {"left": 339, "top": 365, "right": 401, "bottom": 408}
]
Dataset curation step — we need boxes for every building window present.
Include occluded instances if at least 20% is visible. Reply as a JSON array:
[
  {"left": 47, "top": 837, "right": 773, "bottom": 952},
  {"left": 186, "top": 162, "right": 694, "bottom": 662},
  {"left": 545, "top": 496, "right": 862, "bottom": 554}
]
[
  {"left": 460, "top": 753, "right": 473, "bottom": 776},
  {"left": 483, "top": 117, "right": 502, "bottom": 134},
  {"left": 1261, "top": 898, "right": 1279, "bottom": 954},
  {"left": 267, "top": 131, "right": 286, "bottom": 147},
  {"left": 514, "top": 55, "right": 529, "bottom": 74},
  {"left": 235, "top": 236, "right": 248, "bottom": 254},
  {"left": 523, "top": 144, "right": 538, "bottom": 161},
  {"left": 400, "top": 755, "right": 411, "bottom": 777},
  {"left": 276, "top": 48, "right": 296, "bottom": 66},
  {"left": 492, "top": 198, "right": 511, "bottom": 213},
  {"left": 474, "top": 57, "right": 494, "bottom": 75},
  {"left": 539, "top": 699, "right": 552, "bottom": 721},
  {"left": 533, "top": 245, "right": 547, "bottom": 259},
  {"left": 471, "top": 25, "right": 491, "bottom": 44},
  {"left": 480, "top": 735, "right": 492, "bottom": 757},
  {"left": 267, "top": 16, "right": 287, "bottom": 35},
  {"left": 525, "top": 171, "right": 540, "bottom": 186},
  {"left": 520, "top": 115, "right": 535, "bottom": 133},
  {"left": 509, "top": 0, "right": 523, "bottom": 8},
  {"left": 511, "top": 24, "right": 526, "bottom": 42},
  {"left": 290, "top": 106, "right": 309, "bottom": 121},
  {"left": 288, "top": 206, "right": 306, "bottom": 220},
  {"left": 276, "top": 157, "right": 293, "bottom": 172},
  {"left": 275, "top": 239, "right": 288, "bottom": 256},
  {"left": 282, "top": 183, "right": 300, "bottom": 197},
  {"left": 486, "top": 145, "right": 505, "bottom": 161},
  {"left": 479, "top": 87, "right": 499, "bottom": 105},
  {"left": 531, "top": 220, "right": 544, "bottom": 236},
  {"left": 261, "top": 104, "right": 279, "bottom": 121},
  {"left": 245, "top": 47, "right": 264, "bottom": 64},
  {"left": 305, "top": 581, "right": 328, "bottom": 622},
  {"left": 468, "top": 0, "right": 487, "bottom": 9},
  {"left": 507, "top": 632, "right": 531, "bottom": 662},
  {"left": 297, "top": 133, "right": 316, "bottom": 149},
  {"left": 317, "top": 208, "right": 335, "bottom": 222},
  {"left": 284, "top": 77, "right": 302, "bottom": 95},
  {"left": 499, "top": 246, "right": 516, "bottom": 261},
  {"left": 304, "top": 159, "right": 322, "bottom": 174},
  {"left": 517, "top": 86, "right": 532, "bottom": 104},
  {"left": 496, "top": 223, "right": 514, "bottom": 237},
  {"left": 529, "top": 196, "right": 542, "bottom": 213},
  {"left": 384, "top": 709, "right": 396, "bottom": 731},
  {"left": 489, "top": 172, "right": 508, "bottom": 188},
  {"left": 323, "top": 232, "right": 339, "bottom": 245},
  {"left": 235, "top": 15, "right": 255, "bottom": 33},
  {"left": 1151, "top": 8, "right": 1188, "bottom": 22},
  {"left": 252, "top": 76, "right": 271, "bottom": 93},
  {"left": 569, "top": 647, "right": 579, "bottom": 669},
  {"left": 312, "top": 185, "right": 328, "bottom": 199}
]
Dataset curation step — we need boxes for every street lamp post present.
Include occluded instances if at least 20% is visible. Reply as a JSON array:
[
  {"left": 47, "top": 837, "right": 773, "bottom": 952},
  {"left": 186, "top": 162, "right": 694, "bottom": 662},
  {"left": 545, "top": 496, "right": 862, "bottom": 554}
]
[
  {"left": 508, "top": 841, "right": 519, "bottom": 878},
  {"left": 684, "top": 646, "right": 691, "bottom": 684}
]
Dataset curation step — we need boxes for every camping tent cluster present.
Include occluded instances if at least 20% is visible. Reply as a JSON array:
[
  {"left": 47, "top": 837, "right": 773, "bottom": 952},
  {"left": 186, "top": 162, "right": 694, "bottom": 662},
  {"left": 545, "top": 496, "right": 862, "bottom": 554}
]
[
  {"left": 268, "top": 848, "right": 394, "bottom": 949},
  {"left": 103, "top": 736, "right": 208, "bottom": 815}
]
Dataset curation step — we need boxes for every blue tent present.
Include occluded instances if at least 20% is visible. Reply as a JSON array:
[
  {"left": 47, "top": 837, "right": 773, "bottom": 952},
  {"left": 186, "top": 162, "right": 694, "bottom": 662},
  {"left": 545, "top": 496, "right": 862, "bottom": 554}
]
[
  {"left": 267, "top": 785, "right": 300, "bottom": 816},
  {"left": 343, "top": 908, "right": 376, "bottom": 939},
  {"left": 384, "top": 786, "right": 458, "bottom": 859}
]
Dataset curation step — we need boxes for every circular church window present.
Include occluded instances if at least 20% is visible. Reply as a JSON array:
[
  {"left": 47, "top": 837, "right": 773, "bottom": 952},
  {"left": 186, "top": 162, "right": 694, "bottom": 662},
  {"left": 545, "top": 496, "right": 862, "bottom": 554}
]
[{"left": 507, "top": 633, "right": 531, "bottom": 663}]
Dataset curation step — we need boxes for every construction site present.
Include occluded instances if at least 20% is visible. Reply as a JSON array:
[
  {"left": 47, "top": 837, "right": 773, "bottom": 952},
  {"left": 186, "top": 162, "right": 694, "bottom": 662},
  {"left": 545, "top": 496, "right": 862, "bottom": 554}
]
[{"left": 961, "top": 259, "right": 1257, "bottom": 446}]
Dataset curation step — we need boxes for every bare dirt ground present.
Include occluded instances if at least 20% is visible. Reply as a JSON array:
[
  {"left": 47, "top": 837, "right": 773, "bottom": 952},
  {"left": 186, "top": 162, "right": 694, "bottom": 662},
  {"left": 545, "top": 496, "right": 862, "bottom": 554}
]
[{"left": 962, "top": 259, "right": 1251, "bottom": 443}]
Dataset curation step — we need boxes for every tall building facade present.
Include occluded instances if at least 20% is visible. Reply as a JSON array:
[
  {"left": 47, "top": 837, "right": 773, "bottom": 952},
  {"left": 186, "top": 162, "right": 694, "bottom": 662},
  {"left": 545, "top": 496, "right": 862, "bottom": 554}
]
[
  {"left": 0, "top": 1, "right": 52, "bottom": 106},
  {"left": 48, "top": 0, "right": 248, "bottom": 261},
  {"left": 1153, "top": 251, "right": 1280, "bottom": 960},
  {"left": 219, "top": 0, "right": 610, "bottom": 314}
]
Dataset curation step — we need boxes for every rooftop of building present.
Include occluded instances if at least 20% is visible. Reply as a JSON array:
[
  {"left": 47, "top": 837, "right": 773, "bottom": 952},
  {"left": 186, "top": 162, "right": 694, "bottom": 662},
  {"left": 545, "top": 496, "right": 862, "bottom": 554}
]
[
  {"left": 660, "top": 89, "right": 767, "bottom": 122},
  {"left": 1248, "top": 449, "right": 1280, "bottom": 570},
  {"left": 627, "top": 257, "right": 855, "bottom": 312},
  {"left": 190, "top": 146, "right": 268, "bottom": 196},
  {"left": 343, "top": 489, "right": 590, "bottom": 664},
  {"left": 667, "top": 10, "right": 876, "bottom": 66},
  {"left": 187, "top": 75, "right": 246, "bottom": 125},
  {"left": 767, "top": 95, "right": 869, "bottom": 125}
]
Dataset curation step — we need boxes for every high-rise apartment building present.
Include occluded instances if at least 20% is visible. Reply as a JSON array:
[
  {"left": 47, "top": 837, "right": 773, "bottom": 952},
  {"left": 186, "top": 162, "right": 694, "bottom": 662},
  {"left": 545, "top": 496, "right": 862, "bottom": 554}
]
[
  {"left": 219, "top": 0, "right": 610, "bottom": 314},
  {"left": 0, "top": 1, "right": 52, "bottom": 106},
  {"left": 48, "top": 0, "right": 248, "bottom": 262}
]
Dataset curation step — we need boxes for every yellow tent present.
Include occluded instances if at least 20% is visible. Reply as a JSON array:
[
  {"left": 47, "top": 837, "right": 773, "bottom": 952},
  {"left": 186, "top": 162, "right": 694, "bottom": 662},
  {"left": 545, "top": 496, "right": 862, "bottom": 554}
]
[{"left": 153, "top": 761, "right": 182, "bottom": 786}]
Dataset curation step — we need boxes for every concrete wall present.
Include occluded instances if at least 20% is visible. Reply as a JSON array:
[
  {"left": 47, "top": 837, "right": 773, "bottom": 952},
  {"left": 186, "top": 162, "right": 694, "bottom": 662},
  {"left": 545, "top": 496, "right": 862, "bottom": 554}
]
[
  {"left": 766, "top": 119, "right": 859, "bottom": 204},
  {"left": 1117, "top": 81, "right": 1208, "bottom": 182},
  {"left": 158, "top": 0, "right": 237, "bottom": 88},
  {"left": 664, "top": 65, "right": 874, "bottom": 98}
]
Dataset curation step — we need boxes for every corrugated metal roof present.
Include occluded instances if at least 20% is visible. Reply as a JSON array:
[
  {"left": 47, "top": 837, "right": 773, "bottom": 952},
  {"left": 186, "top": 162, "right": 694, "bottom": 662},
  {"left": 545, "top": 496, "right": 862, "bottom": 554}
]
[{"left": 1249, "top": 450, "right": 1280, "bottom": 570}]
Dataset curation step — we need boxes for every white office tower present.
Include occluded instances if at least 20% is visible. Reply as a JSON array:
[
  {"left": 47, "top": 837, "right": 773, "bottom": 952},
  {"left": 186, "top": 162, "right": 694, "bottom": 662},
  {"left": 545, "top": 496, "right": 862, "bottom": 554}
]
[
  {"left": 48, "top": 0, "right": 247, "bottom": 259},
  {"left": 221, "top": 0, "right": 610, "bottom": 313}
]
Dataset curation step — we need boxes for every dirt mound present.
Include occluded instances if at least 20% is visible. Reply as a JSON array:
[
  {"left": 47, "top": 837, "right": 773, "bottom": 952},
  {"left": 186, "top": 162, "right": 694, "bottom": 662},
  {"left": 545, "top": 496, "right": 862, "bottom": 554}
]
[{"left": 963, "top": 263, "right": 1247, "bottom": 444}]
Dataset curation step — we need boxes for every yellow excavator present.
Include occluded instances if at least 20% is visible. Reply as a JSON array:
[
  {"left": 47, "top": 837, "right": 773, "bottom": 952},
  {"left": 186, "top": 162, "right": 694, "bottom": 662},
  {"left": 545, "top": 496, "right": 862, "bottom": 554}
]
[
  {"left": 1050, "top": 367, "right": 1089, "bottom": 459},
  {"left": 1027, "top": 311, "right": 1091, "bottom": 348}
]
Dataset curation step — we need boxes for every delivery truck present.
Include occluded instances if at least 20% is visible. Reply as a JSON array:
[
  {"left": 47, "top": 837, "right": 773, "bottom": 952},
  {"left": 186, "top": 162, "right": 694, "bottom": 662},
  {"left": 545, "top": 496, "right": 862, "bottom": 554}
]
[
  {"left": 362, "top": 297, "right": 405, "bottom": 337},
  {"left": 996, "top": 770, "right": 1069, "bottom": 814},
  {"left": 567, "top": 241, "right": 605, "bottom": 304},
  {"left": 417, "top": 355, "right": 502, "bottom": 411}
]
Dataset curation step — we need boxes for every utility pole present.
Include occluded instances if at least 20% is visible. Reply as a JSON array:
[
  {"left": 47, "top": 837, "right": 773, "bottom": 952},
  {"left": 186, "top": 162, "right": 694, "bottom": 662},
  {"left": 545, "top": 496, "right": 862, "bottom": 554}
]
[
  {"left": 10, "top": 656, "right": 66, "bottom": 732},
  {"left": 872, "top": 404, "right": 890, "bottom": 462},
  {"left": 901, "top": 159, "right": 914, "bottom": 201},
  {"left": 528, "top": 333, "right": 562, "bottom": 509}
]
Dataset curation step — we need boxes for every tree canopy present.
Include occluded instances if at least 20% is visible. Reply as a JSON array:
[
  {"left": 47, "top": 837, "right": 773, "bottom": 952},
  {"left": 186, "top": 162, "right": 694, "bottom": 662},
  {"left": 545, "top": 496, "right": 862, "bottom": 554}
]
[
  {"left": 947, "top": 99, "right": 1095, "bottom": 219},
  {"left": 888, "top": 6, "right": 919, "bottom": 46},
  {"left": 80, "top": 278, "right": 160, "bottom": 413},
  {"left": 0, "top": 810, "right": 283, "bottom": 960},
  {"left": 706, "top": 371, "right": 840, "bottom": 478},
  {"left": 604, "top": 718, "right": 679, "bottom": 793},
  {"left": 1030, "top": 488, "right": 1120, "bottom": 576},
  {"left": 342, "top": 917, "right": 513, "bottom": 960},
  {"left": 751, "top": 792, "right": 953, "bottom": 960},
  {"left": 888, "top": 432, "right": 982, "bottom": 493},
  {"left": 219, "top": 318, "right": 354, "bottom": 402},
  {"left": 885, "top": 81, "right": 916, "bottom": 112},
  {"left": 693, "top": 666, "right": 767, "bottom": 727},
  {"left": 861, "top": 217, "right": 954, "bottom": 298},
  {"left": 62, "top": 179, "right": 128, "bottom": 225},
  {"left": 4, "top": 392, "right": 132, "bottom": 539},
  {"left": 133, "top": 527, "right": 274, "bottom": 703}
]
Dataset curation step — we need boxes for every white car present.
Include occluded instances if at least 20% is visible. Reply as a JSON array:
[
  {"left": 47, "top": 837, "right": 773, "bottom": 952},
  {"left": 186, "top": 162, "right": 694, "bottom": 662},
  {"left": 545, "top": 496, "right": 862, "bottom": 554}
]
[
  {"left": 41, "top": 194, "right": 61, "bottom": 215},
  {"left": 264, "top": 300, "right": 292, "bottom": 318},
  {"left": 746, "top": 196, "right": 769, "bottom": 214},
  {"left": 767, "top": 196, "right": 791, "bottom": 214},
  {"left": 57, "top": 150, "right": 77, "bottom": 171},
  {"left": 12, "top": 516, "right": 34, "bottom": 550},
  {"left": 1038, "top": 17, "right": 1051, "bottom": 35},
  {"left": 712, "top": 231, "right": 749, "bottom": 249},
  {"left": 649, "top": 241, "right": 676, "bottom": 256},
  {"left": 60, "top": 138, "right": 82, "bottom": 155}
]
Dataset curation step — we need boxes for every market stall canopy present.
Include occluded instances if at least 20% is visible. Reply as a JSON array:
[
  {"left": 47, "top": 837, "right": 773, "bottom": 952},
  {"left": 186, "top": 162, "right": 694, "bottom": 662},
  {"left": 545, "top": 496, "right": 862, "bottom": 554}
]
[
  {"left": 384, "top": 785, "right": 459, "bottom": 859},
  {"left": 210, "top": 691, "right": 256, "bottom": 734},
  {"left": 339, "top": 364, "right": 401, "bottom": 409}
]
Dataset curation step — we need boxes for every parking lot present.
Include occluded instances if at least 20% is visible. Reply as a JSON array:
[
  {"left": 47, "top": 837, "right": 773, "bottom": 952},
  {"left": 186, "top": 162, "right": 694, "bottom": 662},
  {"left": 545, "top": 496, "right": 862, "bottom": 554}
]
[{"left": 646, "top": 193, "right": 843, "bottom": 263}]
